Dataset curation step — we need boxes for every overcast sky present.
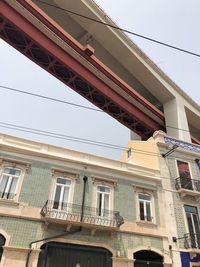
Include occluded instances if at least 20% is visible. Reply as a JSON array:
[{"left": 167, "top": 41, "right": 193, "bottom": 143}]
[{"left": 0, "top": 0, "right": 199, "bottom": 160}]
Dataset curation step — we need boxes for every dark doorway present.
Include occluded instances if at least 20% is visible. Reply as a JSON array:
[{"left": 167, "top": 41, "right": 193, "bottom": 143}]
[
  {"left": 0, "top": 234, "right": 6, "bottom": 262},
  {"left": 37, "top": 242, "right": 112, "bottom": 267},
  {"left": 134, "top": 250, "right": 163, "bottom": 267}
]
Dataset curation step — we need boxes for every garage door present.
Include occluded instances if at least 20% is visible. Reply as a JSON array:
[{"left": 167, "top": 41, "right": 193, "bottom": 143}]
[{"left": 37, "top": 242, "right": 112, "bottom": 267}]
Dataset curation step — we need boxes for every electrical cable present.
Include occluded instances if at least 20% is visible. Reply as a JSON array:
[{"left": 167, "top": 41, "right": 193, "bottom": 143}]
[
  {"left": 36, "top": 0, "right": 200, "bottom": 58},
  {"left": 0, "top": 85, "right": 102, "bottom": 113},
  {"left": 0, "top": 84, "right": 200, "bottom": 137},
  {"left": 0, "top": 121, "right": 199, "bottom": 182},
  {"left": 0, "top": 120, "right": 167, "bottom": 157},
  {"left": 0, "top": 121, "right": 127, "bottom": 151},
  {"left": 0, "top": 120, "right": 196, "bottom": 191}
]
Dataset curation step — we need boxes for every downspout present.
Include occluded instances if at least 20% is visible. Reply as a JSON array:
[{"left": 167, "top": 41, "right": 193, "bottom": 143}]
[
  {"left": 81, "top": 175, "right": 88, "bottom": 222},
  {"left": 25, "top": 175, "right": 88, "bottom": 267}
]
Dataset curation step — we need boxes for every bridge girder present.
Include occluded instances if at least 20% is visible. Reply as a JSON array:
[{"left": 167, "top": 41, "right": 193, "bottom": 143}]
[{"left": 0, "top": 0, "right": 165, "bottom": 140}]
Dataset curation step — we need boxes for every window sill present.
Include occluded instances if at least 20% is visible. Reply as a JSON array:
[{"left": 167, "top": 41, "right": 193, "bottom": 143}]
[
  {"left": 0, "top": 198, "right": 20, "bottom": 207},
  {"left": 136, "top": 220, "right": 157, "bottom": 227}
]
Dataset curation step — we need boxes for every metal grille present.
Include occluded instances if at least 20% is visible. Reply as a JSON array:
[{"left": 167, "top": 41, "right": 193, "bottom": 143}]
[
  {"left": 37, "top": 242, "right": 112, "bottom": 267},
  {"left": 41, "top": 200, "right": 124, "bottom": 228}
]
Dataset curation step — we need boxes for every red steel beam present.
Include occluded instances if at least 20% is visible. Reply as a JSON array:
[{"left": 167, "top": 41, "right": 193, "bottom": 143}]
[
  {"left": 17, "top": 0, "right": 165, "bottom": 121},
  {"left": 0, "top": 1, "right": 164, "bottom": 139}
]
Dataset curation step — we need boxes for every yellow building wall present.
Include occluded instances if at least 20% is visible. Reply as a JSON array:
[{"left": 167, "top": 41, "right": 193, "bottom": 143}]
[{"left": 121, "top": 137, "right": 160, "bottom": 171}]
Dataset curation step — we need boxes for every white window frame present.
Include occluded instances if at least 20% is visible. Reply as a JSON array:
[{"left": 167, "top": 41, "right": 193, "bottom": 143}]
[
  {"left": 96, "top": 185, "right": 111, "bottom": 217},
  {"left": 135, "top": 188, "right": 156, "bottom": 224},
  {"left": 50, "top": 170, "right": 76, "bottom": 209},
  {"left": 52, "top": 177, "right": 72, "bottom": 210},
  {"left": 0, "top": 163, "right": 26, "bottom": 202},
  {"left": 92, "top": 178, "right": 114, "bottom": 218},
  {"left": 183, "top": 203, "right": 200, "bottom": 249},
  {"left": 176, "top": 159, "right": 193, "bottom": 179},
  {"left": 138, "top": 192, "right": 153, "bottom": 222}
]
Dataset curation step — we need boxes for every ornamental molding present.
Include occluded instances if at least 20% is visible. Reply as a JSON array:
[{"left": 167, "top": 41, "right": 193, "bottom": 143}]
[
  {"left": 91, "top": 176, "right": 117, "bottom": 187},
  {"left": 0, "top": 158, "right": 31, "bottom": 171},
  {"left": 164, "top": 137, "right": 200, "bottom": 154}
]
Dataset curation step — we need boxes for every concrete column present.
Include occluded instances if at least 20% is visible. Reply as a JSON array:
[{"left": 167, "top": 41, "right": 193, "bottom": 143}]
[
  {"left": 163, "top": 98, "right": 191, "bottom": 142},
  {"left": 130, "top": 131, "right": 141, "bottom": 141},
  {"left": 112, "top": 257, "right": 133, "bottom": 267},
  {"left": 28, "top": 249, "right": 41, "bottom": 267},
  {"left": 3, "top": 247, "right": 28, "bottom": 267}
]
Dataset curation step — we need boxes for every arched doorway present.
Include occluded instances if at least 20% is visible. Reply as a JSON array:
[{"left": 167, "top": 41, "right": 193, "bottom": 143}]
[
  {"left": 0, "top": 234, "right": 6, "bottom": 262},
  {"left": 134, "top": 250, "right": 163, "bottom": 267},
  {"left": 37, "top": 242, "right": 112, "bottom": 267}
]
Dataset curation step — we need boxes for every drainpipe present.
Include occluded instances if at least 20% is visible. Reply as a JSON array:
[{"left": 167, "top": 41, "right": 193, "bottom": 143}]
[
  {"left": 81, "top": 175, "right": 88, "bottom": 222},
  {"left": 25, "top": 228, "right": 81, "bottom": 267},
  {"left": 25, "top": 175, "right": 88, "bottom": 267}
]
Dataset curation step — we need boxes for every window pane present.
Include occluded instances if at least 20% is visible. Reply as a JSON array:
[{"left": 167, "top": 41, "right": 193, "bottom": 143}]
[
  {"left": 193, "top": 214, "right": 200, "bottom": 234},
  {"left": 103, "top": 194, "right": 109, "bottom": 217},
  {"left": 186, "top": 213, "right": 195, "bottom": 234},
  {"left": 177, "top": 161, "right": 191, "bottom": 179},
  {"left": 146, "top": 202, "right": 152, "bottom": 221},
  {"left": 8, "top": 177, "right": 18, "bottom": 199},
  {"left": 140, "top": 201, "right": 145, "bottom": 220},
  {"left": 97, "top": 193, "right": 102, "bottom": 216},
  {"left": 97, "top": 186, "right": 110, "bottom": 193},
  {"left": 57, "top": 178, "right": 71, "bottom": 185},
  {"left": 53, "top": 186, "right": 61, "bottom": 209},
  {"left": 185, "top": 205, "right": 198, "bottom": 214},
  {"left": 139, "top": 193, "right": 150, "bottom": 201},
  {"left": 0, "top": 176, "right": 8, "bottom": 197},
  {"left": 62, "top": 187, "right": 69, "bottom": 203},
  {"left": 4, "top": 168, "right": 20, "bottom": 176}
]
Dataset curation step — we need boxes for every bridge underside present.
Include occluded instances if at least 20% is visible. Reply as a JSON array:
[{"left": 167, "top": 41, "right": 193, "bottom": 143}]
[{"left": 0, "top": 0, "right": 166, "bottom": 140}]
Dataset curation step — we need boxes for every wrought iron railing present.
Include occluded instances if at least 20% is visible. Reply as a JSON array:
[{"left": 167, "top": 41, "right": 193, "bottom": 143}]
[
  {"left": 41, "top": 200, "right": 124, "bottom": 228},
  {"left": 184, "top": 233, "right": 200, "bottom": 249},
  {"left": 175, "top": 177, "right": 200, "bottom": 192}
]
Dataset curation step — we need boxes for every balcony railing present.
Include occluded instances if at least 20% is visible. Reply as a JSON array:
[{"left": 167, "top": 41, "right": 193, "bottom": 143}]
[
  {"left": 184, "top": 233, "right": 200, "bottom": 249},
  {"left": 41, "top": 200, "right": 124, "bottom": 229},
  {"left": 175, "top": 177, "right": 200, "bottom": 192}
]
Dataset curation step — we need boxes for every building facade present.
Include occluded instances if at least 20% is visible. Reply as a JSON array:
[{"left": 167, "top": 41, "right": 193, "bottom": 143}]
[
  {"left": 154, "top": 131, "right": 200, "bottom": 267},
  {"left": 0, "top": 133, "right": 175, "bottom": 267}
]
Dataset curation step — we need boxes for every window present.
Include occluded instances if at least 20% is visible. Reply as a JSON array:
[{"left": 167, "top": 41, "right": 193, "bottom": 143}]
[
  {"left": 127, "top": 148, "right": 132, "bottom": 158},
  {"left": 177, "top": 160, "right": 193, "bottom": 190},
  {"left": 184, "top": 205, "right": 200, "bottom": 248},
  {"left": 96, "top": 185, "right": 111, "bottom": 217},
  {"left": 0, "top": 167, "right": 21, "bottom": 200},
  {"left": 138, "top": 193, "right": 152, "bottom": 222},
  {"left": 177, "top": 160, "right": 191, "bottom": 179},
  {"left": 53, "top": 177, "right": 71, "bottom": 210}
]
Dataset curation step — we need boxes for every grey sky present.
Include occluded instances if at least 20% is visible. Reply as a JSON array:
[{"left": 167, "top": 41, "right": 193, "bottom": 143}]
[
  {"left": 0, "top": 0, "right": 199, "bottom": 159},
  {"left": 95, "top": 0, "right": 200, "bottom": 104}
]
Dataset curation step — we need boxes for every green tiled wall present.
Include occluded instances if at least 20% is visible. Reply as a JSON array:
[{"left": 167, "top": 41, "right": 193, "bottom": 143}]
[
  {"left": 166, "top": 155, "right": 200, "bottom": 248},
  {"left": 0, "top": 217, "right": 163, "bottom": 257},
  {"left": 0, "top": 151, "right": 160, "bottom": 225}
]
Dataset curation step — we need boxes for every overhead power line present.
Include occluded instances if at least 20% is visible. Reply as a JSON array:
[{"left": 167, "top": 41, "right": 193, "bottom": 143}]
[
  {"left": 36, "top": 0, "right": 200, "bottom": 58},
  {"left": 0, "top": 121, "right": 126, "bottom": 151},
  {"left": 1, "top": 84, "right": 200, "bottom": 136},
  {"left": 0, "top": 120, "right": 198, "bottom": 163},
  {"left": 0, "top": 121, "right": 198, "bottom": 183},
  {"left": 0, "top": 85, "right": 101, "bottom": 112}
]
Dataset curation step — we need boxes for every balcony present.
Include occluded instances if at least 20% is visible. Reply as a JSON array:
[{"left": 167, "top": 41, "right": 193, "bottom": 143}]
[
  {"left": 184, "top": 233, "right": 200, "bottom": 251},
  {"left": 175, "top": 177, "right": 200, "bottom": 198},
  {"left": 41, "top": 200, "right": 124, "bottom": 230}
]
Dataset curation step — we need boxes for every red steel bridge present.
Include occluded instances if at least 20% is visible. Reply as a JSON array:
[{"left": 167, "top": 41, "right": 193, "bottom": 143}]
[{"left": 0, "top": 0, "right": 199, "bottom": 143}]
